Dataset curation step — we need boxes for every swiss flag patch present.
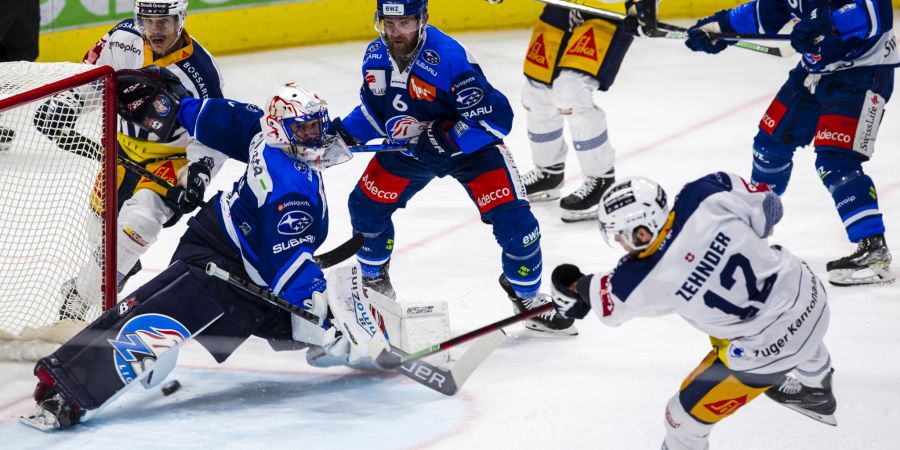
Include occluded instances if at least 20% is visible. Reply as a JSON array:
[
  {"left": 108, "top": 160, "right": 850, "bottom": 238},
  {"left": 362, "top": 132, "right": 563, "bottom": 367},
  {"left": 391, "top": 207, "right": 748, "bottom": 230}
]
[
  {"left": 739, "top": 177, "right": 770, "bottom": 193},
  {"left": 599, "top": 274, "right": 614, "bottom": 317}
]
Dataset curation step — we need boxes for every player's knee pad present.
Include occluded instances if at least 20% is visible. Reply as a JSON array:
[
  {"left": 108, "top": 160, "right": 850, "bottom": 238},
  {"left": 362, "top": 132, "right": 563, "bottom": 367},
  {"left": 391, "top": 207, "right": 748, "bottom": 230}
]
[
  {"left": 354, "top": 221, "right": 395, "bottom": 271},
  {"left": 565, "top": 105, "right": 615, "bottom": 176},
  {"left": 550, "top": 70, "right": 599, "bottom": 115},
  {"left": 492, "top": 206, "right": 542, "bottom": 296},
  {"left": 38, "top": 260, "right": 223, "bottom": 416},
  {"left": 815, "top": 151, "right": 883, "bottom": 241},
  {"left": 521, "top": 79, "right": 555, "bottom": 114},
  {"left": 751, "top": 133, "right": 796, "bottom": 195},
  {"left": 522, "top": 81, "right": 567, "bottom": 164},
  {"left": 663, "top": 396, "right": 713, "bottom": 450},
  {"left": 118, "top": 189, "right": 174, "bottom": 272}
]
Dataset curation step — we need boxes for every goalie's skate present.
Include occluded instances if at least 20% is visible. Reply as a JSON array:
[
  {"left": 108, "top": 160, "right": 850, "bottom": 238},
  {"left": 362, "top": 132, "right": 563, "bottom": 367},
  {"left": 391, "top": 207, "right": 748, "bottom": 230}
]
[
  {"left": 522, "top": 164, "right": 564, "bottom": 202},
  {"left": 19, "top": 393, "right": 81, "bottom": 431},
  {"left": 765, "top": 369, "right": 837, "bottom": 426},
  {"left": 560, "top": 174, "right": 615, "bottom": 223},
  {"left": 826, "top": 234, "right": 895, "bottom": 286},
  {"left": 499, "top": 275, "right": 577, "bottom": 336}
]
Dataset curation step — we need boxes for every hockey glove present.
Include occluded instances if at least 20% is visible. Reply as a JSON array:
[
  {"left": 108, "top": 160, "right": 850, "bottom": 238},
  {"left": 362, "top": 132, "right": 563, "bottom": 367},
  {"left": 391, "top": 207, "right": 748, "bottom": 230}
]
[
  {"left": 685, "top": 11, "right": 731, "bottom": 54},
  {"left": 414, "top": 120, "right": 459, "bottom": 165},
  {"left": 625, "top": 0, "right": 658, "bottom": 34},
  {"left": 790, "top": 6, "right": 835, "bottom": 55},
  {"left": 328, "top": 116, "right": 361, "bottom": 146},
  {"left": 551, "top": 264, "right": 592, "bottom": 320},
  {"left": 33, "top": 90, "right": 83, "bottom": 138},
  {"left": 166, "top": 162, "right": 210, "bottom": 214},
  {"left": 116, "top": 66, "right": 190, "bottom": 140}
]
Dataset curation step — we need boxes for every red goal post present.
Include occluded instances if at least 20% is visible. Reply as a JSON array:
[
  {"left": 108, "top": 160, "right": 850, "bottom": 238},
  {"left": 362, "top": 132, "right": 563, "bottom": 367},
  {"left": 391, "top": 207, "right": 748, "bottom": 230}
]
[{"left": 0, "top": 62, "right": 117, "bottom": 360}]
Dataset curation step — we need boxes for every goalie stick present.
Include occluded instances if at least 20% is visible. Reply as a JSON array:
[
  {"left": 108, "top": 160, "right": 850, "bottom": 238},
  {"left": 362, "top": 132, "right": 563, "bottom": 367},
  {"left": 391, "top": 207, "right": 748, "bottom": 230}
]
[
  {"left": 535, "top": 0, "right": 787, "bottom": 57},
  {"left": 372, "top": 302, "right": 553, "bottom": 369},
  {"left": 205, "top": 258, "right": 501, "bottom": 396}
]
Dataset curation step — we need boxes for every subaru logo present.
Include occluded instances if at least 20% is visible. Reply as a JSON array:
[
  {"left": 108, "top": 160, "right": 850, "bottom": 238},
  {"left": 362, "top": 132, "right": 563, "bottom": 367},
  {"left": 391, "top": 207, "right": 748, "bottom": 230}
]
[{"left": 277, "top": 211, "right": 313, "bottom": 235}]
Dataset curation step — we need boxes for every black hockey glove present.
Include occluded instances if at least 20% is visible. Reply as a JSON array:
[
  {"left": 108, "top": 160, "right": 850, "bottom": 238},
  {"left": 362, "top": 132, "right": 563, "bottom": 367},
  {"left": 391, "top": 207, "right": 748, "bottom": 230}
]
[
  {"left": 790, "top": 5, "right": 836, "bottom": 55},
  {"left": 685, "top": 11, "right": 732, "bottom": 54},
  {"left": 550, "top": 264, "right": 592, "bottom": 320},
  {"left": 414, "top": 120, "right": 459, "bottom": 165},
  {"left": 33, "top": 90, "right": 83, "bottom": 138},
  {"left": 625, "top": 0, "right": 658, "bottom": 34},
  {"left": 328, "top": 116, "right": 360, "bottom": 146},
  {"left": 166, "top": 162, "right": 210, "bottom": 214},
  {"left": 116, "top": 66, "right": 190, "bottom": 141}
]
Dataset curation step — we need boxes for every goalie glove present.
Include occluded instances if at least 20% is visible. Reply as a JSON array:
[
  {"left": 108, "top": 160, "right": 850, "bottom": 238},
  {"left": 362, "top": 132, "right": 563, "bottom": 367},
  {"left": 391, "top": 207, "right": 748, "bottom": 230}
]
[
  {"left": 33, "top": 90, "right": 83, "bottom": 138},
  {"left": 550, "top": 264, "right": 592, "bottom": 320},
  {"left": 116, "top": 66, "right": 189, "bottom": 141}
]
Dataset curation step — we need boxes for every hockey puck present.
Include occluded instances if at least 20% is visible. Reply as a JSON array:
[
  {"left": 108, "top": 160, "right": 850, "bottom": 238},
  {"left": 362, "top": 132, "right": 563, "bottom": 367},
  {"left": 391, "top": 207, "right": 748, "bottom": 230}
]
[{"left": 161, "top": 380, "right": 181, "bottom": 396}]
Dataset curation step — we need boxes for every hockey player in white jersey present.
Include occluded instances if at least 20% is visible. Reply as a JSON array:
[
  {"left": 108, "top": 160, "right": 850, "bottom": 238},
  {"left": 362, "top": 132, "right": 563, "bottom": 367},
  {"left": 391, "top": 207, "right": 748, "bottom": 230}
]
[
  {"left": 549, "top": 173, "right": 837, "bottom": 449},
  {"left": 32, "top": 0, "right": 229, "bottom": 321}
]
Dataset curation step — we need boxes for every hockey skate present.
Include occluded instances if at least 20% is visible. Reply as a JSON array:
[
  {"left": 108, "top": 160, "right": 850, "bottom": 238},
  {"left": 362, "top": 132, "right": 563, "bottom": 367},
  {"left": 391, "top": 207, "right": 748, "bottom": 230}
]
[
  {"left": 560, "top": 174, "right": 615, "bottom": 223},
  {"left": 826, "top": 234, "right": 895, "bottom": 286},
  {"left": 765, "top": 369, "right": 837, "bottom": 426},
  {"left": 499, "top": 275, "right": 577, "bottom": 336},
  {"left": 522, "top": 163, "right": 565, "bottom": 202},
  {"left": 20, "top": 392, "right": 82, "bottom": 431},
  {"left": 362, "top": 259, "right": 396, "bottom": 300},
  {"left": 58, "top": 279, "right": 92, "bottom": 322}
]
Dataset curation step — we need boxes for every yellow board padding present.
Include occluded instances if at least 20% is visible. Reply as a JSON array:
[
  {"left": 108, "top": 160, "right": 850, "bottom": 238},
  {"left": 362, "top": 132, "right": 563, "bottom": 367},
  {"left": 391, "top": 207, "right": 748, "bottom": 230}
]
[{"left": 39, "top": 0, "right": 756, "bottom": 64}]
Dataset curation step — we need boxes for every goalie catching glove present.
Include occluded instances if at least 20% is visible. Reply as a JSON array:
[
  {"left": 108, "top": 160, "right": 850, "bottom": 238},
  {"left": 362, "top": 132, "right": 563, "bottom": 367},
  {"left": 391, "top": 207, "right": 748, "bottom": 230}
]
[
  {"left": 550, "top": 264, "right": 593, "bottom": 320},
  {"left": 116, "top": 66, "right": 190, "bottom": 141}
]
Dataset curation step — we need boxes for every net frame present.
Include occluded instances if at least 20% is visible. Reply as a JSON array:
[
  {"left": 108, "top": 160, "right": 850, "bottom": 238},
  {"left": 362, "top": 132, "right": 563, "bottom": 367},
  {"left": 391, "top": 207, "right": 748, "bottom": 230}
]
[{"left": 0, "top": 63, "right": 117, "bottom": 359}]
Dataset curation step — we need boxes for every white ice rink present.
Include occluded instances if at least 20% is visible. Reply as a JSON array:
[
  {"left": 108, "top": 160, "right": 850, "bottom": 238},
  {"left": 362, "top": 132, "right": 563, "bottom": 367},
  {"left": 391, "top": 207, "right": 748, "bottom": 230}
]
[{"left": 3, "top": 24, "right": 900, "bottom": 449}]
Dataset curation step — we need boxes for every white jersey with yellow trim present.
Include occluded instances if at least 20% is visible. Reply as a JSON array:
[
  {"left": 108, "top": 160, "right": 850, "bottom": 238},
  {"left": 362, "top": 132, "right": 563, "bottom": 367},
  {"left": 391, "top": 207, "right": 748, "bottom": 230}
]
[
  {"left": 587, "top": 172, "right": 829, "bottom": 374},
  {"left": 83, "top": 19, "right": 225, "bottom": 150}
]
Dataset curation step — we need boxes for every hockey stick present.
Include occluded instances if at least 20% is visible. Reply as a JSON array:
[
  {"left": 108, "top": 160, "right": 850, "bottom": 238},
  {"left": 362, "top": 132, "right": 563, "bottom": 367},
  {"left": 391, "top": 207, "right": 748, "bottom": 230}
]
[
  {"left": 372, "top": 302, "right": 553, "bottom": 369},
  {"left": 117, "top": 155, "right": 176, "bottom": 189},
  {"left": 313, "top": 233, "right": 363, "bottom": 269},
  {"left": 535, "top": 0, "right": 787, "bottom": 57},
  {"left": 349, "top": 143, "right": 408, "bottom": 153},
  {"left": 205, "top": 258, "right": 496, "bottom": 396}
]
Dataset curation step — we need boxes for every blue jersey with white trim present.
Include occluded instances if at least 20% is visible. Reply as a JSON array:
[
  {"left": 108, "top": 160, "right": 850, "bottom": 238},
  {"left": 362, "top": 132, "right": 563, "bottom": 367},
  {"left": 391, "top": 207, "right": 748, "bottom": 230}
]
[
  {"left": 585, "top": 173, "right": 828, "bottom": 372},
  {"left": 178, "top": 98, "right": 328, "bottom": 305},
  {"left": 726, "top": 0, "right": 899, "bottom": 72},
  {"left": 341, "top": 25, "right": 514, "bottom": 153}
]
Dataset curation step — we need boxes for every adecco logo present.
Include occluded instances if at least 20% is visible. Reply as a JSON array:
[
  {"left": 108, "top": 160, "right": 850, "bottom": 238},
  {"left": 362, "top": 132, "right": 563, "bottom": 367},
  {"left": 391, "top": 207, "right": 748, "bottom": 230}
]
[
  {"left": 815, "top": 129, "right": 852, "bottom": 144},
  {"left": 477, "top": 187, "right": 511, "bottom": 209},
  {"left": 358, "top": 159, "right": 409, "bottom": 204}
]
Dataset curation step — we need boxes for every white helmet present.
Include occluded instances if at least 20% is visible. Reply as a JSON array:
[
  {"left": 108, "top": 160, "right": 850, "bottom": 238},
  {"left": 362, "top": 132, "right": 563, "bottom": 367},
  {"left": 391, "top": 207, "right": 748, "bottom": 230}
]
[
  {"left": 260, "top": 83, "right": 351, "bottom": 170},
  {"left": 597, "top": 177, "right": 669, "bottom": 251},
  {"left": 134, "top": 0, "right": 188, "bottom": 38}
]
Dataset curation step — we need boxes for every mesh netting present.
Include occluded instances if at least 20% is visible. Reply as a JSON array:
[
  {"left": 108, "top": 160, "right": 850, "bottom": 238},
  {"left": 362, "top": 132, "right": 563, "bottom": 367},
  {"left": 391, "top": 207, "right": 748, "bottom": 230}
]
[{"left": 0, "top": 62, "right": 114, "bottom": 356}]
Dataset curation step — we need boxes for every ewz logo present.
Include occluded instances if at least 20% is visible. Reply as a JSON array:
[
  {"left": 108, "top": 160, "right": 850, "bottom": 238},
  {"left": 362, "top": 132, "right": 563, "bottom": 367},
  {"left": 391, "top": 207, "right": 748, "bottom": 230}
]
[{"left": 108, "top": 314, "right": 189, "bottom": 384}]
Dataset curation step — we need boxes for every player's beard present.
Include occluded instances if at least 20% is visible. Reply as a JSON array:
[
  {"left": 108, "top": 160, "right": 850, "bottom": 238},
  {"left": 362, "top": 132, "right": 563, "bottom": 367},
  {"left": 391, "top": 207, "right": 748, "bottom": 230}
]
[{"left": 387, "top": 32, "right": 420, "bottom": 69}]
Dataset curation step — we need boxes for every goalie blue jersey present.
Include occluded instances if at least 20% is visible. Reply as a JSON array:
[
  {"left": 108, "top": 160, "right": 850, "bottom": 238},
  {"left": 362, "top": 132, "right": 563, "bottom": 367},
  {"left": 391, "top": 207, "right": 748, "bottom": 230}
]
[
  {"left": 178, "top": 97, "right": 328, "bottom": 305},
  {"left": 341, "top": 25, "right": 514, "bottom": 153},
  {"left": 726, "top": 0, "right": 899, "bottom": 72}
]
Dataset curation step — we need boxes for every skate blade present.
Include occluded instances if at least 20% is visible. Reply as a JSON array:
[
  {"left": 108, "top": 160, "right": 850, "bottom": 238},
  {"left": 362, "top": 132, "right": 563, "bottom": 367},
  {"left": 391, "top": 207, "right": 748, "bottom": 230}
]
[
  {"left": 524, "top": 321, "right": 579, "bottom": 337},
  {"left": 560, "top": 208, "right": 599, "bottom": 223},
  {"left": 778, "top": 403, "right": 837, "bottom": 426},
  {"left": 19, "top": 413, "right": 60, "bottom": 431},
  {"left": 828, "top": 266, "right": 896, "bottom": 286},
  {"left": 526, "top": 189, "right": 561, "bottom": 203}
]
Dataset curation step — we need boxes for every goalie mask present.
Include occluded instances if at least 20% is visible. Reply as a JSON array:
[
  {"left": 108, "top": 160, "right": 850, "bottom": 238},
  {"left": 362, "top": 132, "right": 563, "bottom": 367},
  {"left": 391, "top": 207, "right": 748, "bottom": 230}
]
[
  {"left": 261, "top": 83, "right": 351, "bottom": 170},
  {"left": 597, "top": 177, "right": 669, "bottom": 252},
  {"left": 134, "top": 0, "right": 188, "bottom": 54}
]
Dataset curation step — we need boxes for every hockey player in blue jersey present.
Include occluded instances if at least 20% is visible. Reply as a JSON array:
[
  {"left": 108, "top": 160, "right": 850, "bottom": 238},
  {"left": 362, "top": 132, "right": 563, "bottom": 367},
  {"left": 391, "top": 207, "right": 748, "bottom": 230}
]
[
  {"left": 685, "top": 0, "right": 898, "bottom": 286},
  {"left": 549, "top": 174, "right": 837, "bottom": 449},
  {"left": 19, "top": 77, "right": 355, "bottom": 430},
  {"left": 335, "top": 0, "right": 575, "bottom": 335}
]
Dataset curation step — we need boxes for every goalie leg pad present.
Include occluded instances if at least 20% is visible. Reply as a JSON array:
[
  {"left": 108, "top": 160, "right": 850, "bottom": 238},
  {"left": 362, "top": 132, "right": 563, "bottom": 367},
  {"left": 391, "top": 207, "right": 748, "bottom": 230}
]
[{"left": 33, "top": 260, "right": 224, "bottom": 421}]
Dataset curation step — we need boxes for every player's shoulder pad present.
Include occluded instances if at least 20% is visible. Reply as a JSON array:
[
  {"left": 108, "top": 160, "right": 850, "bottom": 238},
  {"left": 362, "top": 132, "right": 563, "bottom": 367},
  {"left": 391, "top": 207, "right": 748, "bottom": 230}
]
[
  {"left": 608, "top": 254, "right": 659, "bottom": 305},
  {"left": 422, "top": 26, "right": 473, "bottom": 73},
  {"left": 362, "top": 37, "right": 390, "bottom": 68},
  {"left": 258, "top": 145, "right": 323, "bottom": 207},
  {"left": 671, "top": 171, "right": 734, "bottom": 217},
  {"left": 174, "top": 38, "right": 224, "bottom": 99},
  {"left": 109, "top": 18, "right": 143, "bottom": 38}
]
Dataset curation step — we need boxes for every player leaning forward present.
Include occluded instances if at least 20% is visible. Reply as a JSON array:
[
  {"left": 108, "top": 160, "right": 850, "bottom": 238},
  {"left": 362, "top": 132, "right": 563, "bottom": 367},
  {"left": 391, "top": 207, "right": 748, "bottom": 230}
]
[
  {"left": 550, "top": 173, "right": 836, "bottom": 449},
  {"left": 34, "top": 0, "right": 227, "bottom": 318},
  {"left": 17, "top": 73, "right": 394, "bottom": 429},
  {"left": 336, "top": 0, "right": 574, "bottom": 334}
]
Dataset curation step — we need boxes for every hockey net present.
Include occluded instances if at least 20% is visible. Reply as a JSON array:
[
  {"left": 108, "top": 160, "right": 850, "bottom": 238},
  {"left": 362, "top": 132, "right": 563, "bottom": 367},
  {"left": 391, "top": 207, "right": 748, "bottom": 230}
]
[{"left": 0, "top": 62, "right": 117, "bottom": 361}]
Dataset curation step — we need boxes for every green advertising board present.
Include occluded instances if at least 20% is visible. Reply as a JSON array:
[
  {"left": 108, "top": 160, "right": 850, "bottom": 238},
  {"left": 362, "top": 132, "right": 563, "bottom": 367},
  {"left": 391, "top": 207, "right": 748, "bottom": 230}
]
[{"left": 39, "top": 0, "right": 303, "bottom": 31}]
